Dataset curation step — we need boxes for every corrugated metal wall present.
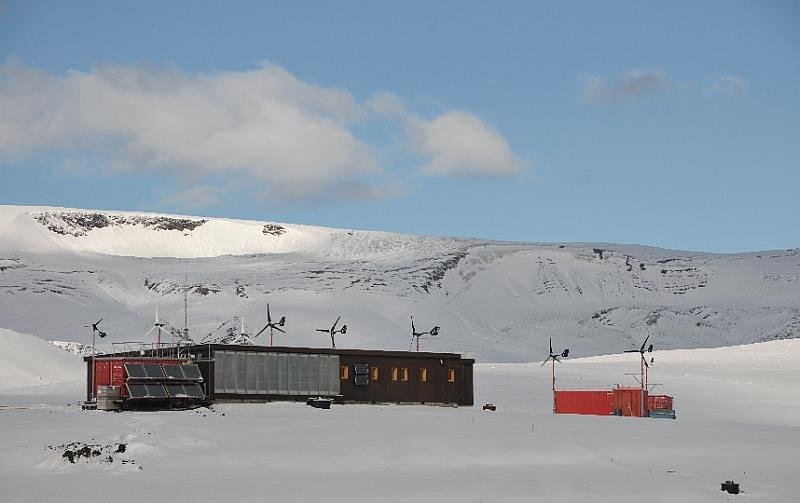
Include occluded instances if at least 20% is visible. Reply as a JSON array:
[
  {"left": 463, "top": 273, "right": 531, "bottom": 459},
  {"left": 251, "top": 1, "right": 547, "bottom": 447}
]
[
  {"left": 213, "top": 350, "right": 340, "bottom": 396},
  {"left": 554, "top": 390, "right": 614, "bottom": 415}
]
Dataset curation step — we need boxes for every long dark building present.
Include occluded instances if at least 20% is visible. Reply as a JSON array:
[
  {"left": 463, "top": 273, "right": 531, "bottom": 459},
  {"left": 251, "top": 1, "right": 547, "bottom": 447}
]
[{"left": 86, "top": 344, "right": 474, "bottom": 407}]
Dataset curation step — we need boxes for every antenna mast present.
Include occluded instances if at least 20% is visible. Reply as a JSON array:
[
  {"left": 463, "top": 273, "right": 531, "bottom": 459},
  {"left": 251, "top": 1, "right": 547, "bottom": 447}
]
[{"left": 183, "top": 274, "right": 188, "bottom": 341}]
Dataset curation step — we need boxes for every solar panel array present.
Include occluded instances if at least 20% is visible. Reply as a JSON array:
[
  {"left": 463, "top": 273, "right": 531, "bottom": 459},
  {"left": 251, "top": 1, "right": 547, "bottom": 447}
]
[
  {"left": 124, "top": 363, "right": 205, "bottom": 401},
  {"left": 125, "top": 363, "right": 203, "bottom": 381}
]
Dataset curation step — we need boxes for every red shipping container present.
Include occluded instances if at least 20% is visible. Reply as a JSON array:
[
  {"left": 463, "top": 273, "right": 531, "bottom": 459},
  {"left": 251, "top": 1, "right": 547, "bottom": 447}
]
[
  {"left": 554, "top": 390, "right": 614, "bottom": 415},
  {"left": 613, "top": 387, "right": 648, "bottom": 417},
  {"left": 647, "top": 394, "right": 673, "bottom": 411}
]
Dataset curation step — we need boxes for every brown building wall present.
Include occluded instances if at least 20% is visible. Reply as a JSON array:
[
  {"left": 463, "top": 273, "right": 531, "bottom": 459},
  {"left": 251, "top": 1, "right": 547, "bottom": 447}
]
[{"left": 338, "top": 353, "right": 471, "bottom": 405}]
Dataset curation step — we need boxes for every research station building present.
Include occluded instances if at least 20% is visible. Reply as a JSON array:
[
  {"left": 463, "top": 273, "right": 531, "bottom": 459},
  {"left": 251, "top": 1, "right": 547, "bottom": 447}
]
[{"left": 86, "top": 344, "right": 474, "bottom": 407}]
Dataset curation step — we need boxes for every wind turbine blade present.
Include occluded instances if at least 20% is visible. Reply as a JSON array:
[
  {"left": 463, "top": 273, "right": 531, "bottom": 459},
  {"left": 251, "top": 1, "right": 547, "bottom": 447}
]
[
  {"left": 96, "top": 318, "right": 103, "bottom": 325},
  {"left": 549, "top": 338, "right": 553, "bottom": 355},
  {"left": 316, "top": 329, "right": 329, "bottom": 333},
  {"left": 273, "top": 326, "right": 286, "bottom": 334},
  {"left": 624, "top": 350, "right": 640, "bottom": 353},
  {"left": 332, "top": 315, "right": 341, "bottom": 332},
  {"left": 267, "top": 303, "right": 271, "bottom": 323},
  {"left": 254, "top": 325, "right": 269, "bottom": 338},
  {"left": 411, "top": 316, "right": 416, "bottom": 334},
  {"left": 144, "top": 326, "right": 156, "bottom": 338},
  {"left": 640, "top": 334, "right": 650, "bottom": 353},
  {"left": 642, "top": 355, "right": 649, "bottom": 368},
  {"left": 541, "top": 357, "right": 550, "bottom": 367}
]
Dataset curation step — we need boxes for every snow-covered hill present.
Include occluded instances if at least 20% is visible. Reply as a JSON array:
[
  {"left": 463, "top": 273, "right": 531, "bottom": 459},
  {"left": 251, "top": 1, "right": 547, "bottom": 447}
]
[
  {"left": 0, "top": 328, "right": 84, "bottom": 392},
  {"left": 0, "top": 205, "right": 798, "bottom": 361}
]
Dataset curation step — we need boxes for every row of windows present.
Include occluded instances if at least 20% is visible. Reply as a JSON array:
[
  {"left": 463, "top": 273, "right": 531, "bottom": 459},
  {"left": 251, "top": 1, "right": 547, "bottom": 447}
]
[{"left": 340, "top": 365, "right": 456, "bottom": 383}]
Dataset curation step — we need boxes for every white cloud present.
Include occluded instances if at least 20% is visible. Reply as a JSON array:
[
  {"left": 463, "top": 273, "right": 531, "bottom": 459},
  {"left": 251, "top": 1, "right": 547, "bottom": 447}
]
[
  {"left": 0, "top": 60, "right": 376, "bottom": 200},
  {"left": 705, "top": 74, "right": 748, "bottom": 99},
  {"left": 367, "top": 91, "right": 525, "bottom": 178},
  {"left": 409, "top": 112, "right": 524, "bottom": 177},
  {"left": 366, "top": 91, "right": 407, "bottom": 118},
  {"left": 0, "top": 60, "right": 524, "bottom": 204},
  {"left": 582, "top": 69, "right": 671, "bottom": 105}
]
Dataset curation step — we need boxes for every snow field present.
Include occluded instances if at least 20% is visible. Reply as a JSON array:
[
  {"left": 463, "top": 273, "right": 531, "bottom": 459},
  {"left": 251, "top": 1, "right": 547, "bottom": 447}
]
[{"left": 0, "top": 340, "right": 797, "bottom": 502}]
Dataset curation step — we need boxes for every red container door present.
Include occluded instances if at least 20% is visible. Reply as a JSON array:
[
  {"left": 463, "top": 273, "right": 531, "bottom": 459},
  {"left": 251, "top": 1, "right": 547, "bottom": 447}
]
[{"left": 614, "top": 387, "right": 647, "bottom": 417}]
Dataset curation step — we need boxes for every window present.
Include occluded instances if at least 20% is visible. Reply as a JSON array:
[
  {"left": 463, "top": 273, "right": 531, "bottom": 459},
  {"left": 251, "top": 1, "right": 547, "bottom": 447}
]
[
  {"left": 419, "top": 368, "right": 428, "bottom": 382},
  {"left": 401, "top": 368, "right": 409, "bottom": 381},
  {"left": 340, "top": 364, "right": 349, "bottom": 380},
  {"left": 371, "top": 367, "right": 379, "bottom": 381},
  {"left": 448, "top": 368, "right": 456, "bottom": 383},
  {"left": 391, "top": 367, "right": 398, "bottom": 381}
]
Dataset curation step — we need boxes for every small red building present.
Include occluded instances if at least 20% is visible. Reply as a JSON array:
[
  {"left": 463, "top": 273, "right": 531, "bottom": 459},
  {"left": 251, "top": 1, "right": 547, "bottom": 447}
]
[{"left": 554, "top": 386, "right": 674, "bottom": 418}]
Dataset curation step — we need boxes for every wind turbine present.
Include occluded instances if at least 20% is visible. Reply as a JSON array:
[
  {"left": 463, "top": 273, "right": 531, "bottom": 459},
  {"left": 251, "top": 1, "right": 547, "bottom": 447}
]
[
  {"left": 624, "top": 335, "right": 654, "bottom": 416},
  {"left": 84, "top": 318, "right": 107, "bottom": 401},
  {"left": 409, "top": 316, "right": 440, "bottom": 352},
  {"left": 254, "top": 303, "right": 286, "bottom": 346},
  {"left": 541, "top": 338, "right": 569, "bottom": 413},
  {"left": 317, "top": 315, "right": 347, "bottom": 349},
  {"left": 144, "top": 307, "right": 167, "bottom": 353}
]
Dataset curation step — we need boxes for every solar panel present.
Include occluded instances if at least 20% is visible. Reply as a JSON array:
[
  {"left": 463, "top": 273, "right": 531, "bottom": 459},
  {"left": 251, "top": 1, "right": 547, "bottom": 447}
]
[
  {"left": 180, "top": 364, "right": 203, "bottom": 381},
  {"left": 145, "top": 383, "right": 168, "bottom": 398},
  {"left": 162, "top": 365, "right": 185, "bottom": 379},
  {"left": 183, "top": 383, "right": 205, "bottom": 399},
  {"left": 127, "top": 383, "right": 148, "bottom": 398},
  {"left": 142, "top": 364, "right": 165, "bottom": 379},
  {"left": 126, "top": 383, "right": 167, "bottom": 398},
  {"left": 354, "top": 363, "right": 369, "bottom": 375},
  {"left": 124, "top": 364, "right": 148, "bottom": 379},
  {"left": 354, "top": 375, "right": 369, "bottom": 386},
  {"left": 165, "top": 383, "right": 205, "bottom": 399}
]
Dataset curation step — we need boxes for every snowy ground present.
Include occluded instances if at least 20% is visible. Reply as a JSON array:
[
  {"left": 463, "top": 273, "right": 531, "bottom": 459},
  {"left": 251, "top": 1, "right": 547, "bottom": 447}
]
[{"left": 1, "top": 339, "right": 797, "bottom": 502}]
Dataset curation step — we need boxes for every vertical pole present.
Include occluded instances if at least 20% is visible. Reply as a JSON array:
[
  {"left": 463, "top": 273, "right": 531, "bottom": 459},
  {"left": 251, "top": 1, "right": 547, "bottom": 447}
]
[
  {"left": 645, "top": 362, "right": 649, "bottom": 416},
  {"left": 184, "top": 274, "right": 188, "bottom": 341},
  {"left": 552, "top": 357, "right": 556, "bottom": 414},
  {"left": 640, "top": 357, "right": 645, "bottom": 417},
  {"left": 91, "top": 328, "right": 96, "bottom": 401}
]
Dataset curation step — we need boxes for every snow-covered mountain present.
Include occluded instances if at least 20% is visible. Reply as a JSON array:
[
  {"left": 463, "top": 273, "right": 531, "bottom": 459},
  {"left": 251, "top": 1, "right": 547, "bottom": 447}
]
[{"left": 0, "top": 205, "right": 798, "bottom": 362}]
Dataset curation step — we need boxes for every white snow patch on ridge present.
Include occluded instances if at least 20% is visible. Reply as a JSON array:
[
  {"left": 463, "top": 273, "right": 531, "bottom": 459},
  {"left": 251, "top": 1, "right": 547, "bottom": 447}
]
[{"left": 0, "top": 205, "right": 455, "bottom": 259}]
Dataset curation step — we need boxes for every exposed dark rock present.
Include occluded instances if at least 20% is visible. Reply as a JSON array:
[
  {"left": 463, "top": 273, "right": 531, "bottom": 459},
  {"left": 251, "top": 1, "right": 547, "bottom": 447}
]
[
  {"left": 33, "top": 211, "right": 207, "bottom": 237},
  {"left": 262, "top": 224, "right": 286, "bottom": 236}
]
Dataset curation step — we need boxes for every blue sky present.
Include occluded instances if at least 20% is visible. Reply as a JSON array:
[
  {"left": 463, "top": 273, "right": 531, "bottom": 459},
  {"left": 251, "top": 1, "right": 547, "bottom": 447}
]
[{"left": 1, "top": 1, "right": 798, "bottom": 252}]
